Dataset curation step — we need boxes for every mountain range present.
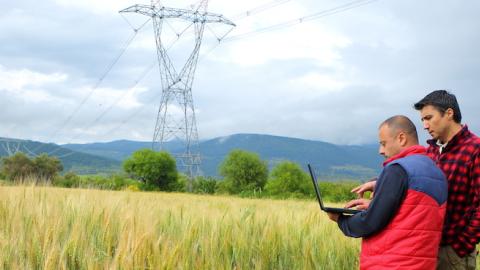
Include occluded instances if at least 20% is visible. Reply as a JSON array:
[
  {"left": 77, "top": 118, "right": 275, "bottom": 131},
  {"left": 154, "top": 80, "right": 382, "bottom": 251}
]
[
  {"left": 0, "top": 137, "right": 120, "bottom": 174},
  {"left": 1, "top": 134, "right": 383, "bottom": 180}
]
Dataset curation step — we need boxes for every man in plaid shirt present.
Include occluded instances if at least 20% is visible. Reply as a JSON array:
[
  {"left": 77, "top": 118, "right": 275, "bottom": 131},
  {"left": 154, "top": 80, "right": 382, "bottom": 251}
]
[
  {"left": 349, "top": 90, "right": 479, "bottom": 269},
  {"left": 414, "top": 90, "right": 480, "bottom": 270}
]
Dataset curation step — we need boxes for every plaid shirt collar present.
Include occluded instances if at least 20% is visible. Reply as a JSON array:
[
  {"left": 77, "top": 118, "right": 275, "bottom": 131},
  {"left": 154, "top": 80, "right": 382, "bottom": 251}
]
[{"left": 427, "top": 125, "right": 469, "bottom": 152}]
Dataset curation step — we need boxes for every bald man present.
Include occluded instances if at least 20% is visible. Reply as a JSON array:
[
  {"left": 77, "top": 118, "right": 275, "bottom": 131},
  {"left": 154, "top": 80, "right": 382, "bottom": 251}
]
[{"left": 327, "top": 115, "right": 447, "bottom": 269}]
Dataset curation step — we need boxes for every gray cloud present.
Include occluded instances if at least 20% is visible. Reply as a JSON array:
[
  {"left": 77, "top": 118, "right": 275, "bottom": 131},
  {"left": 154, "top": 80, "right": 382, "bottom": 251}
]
[{"left": 0, "top": 0, "right": 478, "bottom": 146}]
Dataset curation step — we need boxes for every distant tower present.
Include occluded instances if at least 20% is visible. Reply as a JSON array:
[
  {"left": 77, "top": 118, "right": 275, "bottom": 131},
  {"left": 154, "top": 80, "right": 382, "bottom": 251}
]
[
  {"left": 0, "top": 138, "right": 21, "bottom": 156},
  {"left": 120, "top": 1, "right": 235, "bottom": 188}
]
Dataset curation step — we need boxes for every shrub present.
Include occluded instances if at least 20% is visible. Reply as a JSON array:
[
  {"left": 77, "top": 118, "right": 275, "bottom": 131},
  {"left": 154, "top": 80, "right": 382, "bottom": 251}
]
[
  {"left": 1, "top": 152, "right": 63, "bottom": 183},
  {"left": 317, "top": 182, "right": 359, "bottom": 202},
  {"left": 192, "top": 176, "right": 217, "bottom": 194},
  {"left": 265, "top": 161, "right": 311, "bottom": 198},
  {"left": 123, "top": 149, "right": 178, "bottom": 191},
  {"left": 219, "top": 150, "right": 268, "bottom": 194},
  {"left": 54, "top": 172, "right": 81, "bottom": 188}
]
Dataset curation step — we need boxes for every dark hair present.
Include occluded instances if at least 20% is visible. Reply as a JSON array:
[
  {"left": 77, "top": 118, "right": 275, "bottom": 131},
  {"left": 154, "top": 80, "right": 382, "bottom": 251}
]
[
  {"left": 414, "top": 90, "right": 462, "bottom": 123},
  {"left": 380, "top": 115, "right": 419, "bottom": 143}
]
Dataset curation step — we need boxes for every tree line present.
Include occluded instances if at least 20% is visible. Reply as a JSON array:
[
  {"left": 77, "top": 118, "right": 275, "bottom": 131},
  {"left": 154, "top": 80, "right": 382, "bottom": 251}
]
[{"left": 0, "top": 149, "right": 359, "bottom": 202}]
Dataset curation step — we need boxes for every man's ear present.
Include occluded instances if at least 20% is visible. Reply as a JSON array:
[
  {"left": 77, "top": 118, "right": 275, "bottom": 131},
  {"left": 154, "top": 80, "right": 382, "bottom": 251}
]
[
  {"left": 445, "top": 108, "right": 455, "bottom": 121},
  {"left": 398, "top": 132, "right": 408, "bottom": 147}
]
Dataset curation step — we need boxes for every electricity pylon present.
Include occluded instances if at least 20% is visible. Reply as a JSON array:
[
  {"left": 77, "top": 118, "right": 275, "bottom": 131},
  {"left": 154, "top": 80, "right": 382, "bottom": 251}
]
[
  {"left": 0, "top": 138, "right": 21, "bottom": 156},
  {"left": 120, "top": 1, "right": 235, "bottom": 189}
]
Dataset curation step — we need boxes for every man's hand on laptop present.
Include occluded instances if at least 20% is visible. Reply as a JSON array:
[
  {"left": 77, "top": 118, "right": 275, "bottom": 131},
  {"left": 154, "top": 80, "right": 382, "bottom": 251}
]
[
  {"left": 327, "top": 212, "right": 340, "bottom": 222},
  {"left": 345, "top": 198, "right": 371, "bottom": 210},
  {"left": 351, "top": 178, "right": 377, "bottom": 198}
]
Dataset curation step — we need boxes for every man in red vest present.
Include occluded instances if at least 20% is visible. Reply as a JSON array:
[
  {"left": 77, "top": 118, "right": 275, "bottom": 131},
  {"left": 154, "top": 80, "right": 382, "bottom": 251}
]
[
  {"left": 351, "top": 91, "right": 480, "bottom": 269},
  {"left": 328, "top": 115, "right": 447, "bottom": 269}
]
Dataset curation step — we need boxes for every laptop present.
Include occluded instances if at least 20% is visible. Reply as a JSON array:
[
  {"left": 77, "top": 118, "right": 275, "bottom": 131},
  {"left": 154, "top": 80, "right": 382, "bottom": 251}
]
[{"left": 308, "top": 164, "right": 361, "bottom": 215}]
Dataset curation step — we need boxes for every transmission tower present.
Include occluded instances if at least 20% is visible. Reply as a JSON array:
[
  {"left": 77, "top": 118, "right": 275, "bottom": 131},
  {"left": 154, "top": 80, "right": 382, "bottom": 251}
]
[
  {"left": 120, "top": 1, "right": 235, "bottom": 188},
  {"left": 0, "top": 138, "right": 21, "bottom": 156}
]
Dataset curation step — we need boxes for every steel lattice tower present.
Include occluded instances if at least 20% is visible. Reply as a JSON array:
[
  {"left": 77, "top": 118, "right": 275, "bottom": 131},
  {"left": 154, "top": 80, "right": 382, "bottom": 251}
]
[{"left": 120, "top": 1, "right": 235, "bottom": 187}]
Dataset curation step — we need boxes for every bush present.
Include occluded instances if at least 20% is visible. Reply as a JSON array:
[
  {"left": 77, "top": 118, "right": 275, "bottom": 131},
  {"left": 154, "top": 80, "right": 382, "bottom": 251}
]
[
  {"left": 219, "top": 150, "right": 268, "bottom": 194},
  {"left": 54, "top": 172, "right": 81, "bottom": 188},
  {"left": 1, "top": 152, "right": 35, "bottom": 181},
  {"left": 53, "top": 173, "right": 141, "bottom": 191},
  {"left": 123, "top": 149, "right": 178, "bottom": 191},
  {"left": 126, "top": 185, "right": 140, "bottom": 192},
  {"left": 317, "top": 182, "right": 359, "bottom": 202},
  {"left": 167, "top": 174, "right": 187, "bottom": 192},
  {"left": 1, "top": 152, "right": 63, "bottom": 182},
  {"left": 215, "top": 179, "right": 233, "bottom": 195},
  {"left": 265, "top": 161, "right": 311, "bottom": 198},
  {"left": 33, "top": 154, "right": 63, "bottom": 181},
  {"left": 192, "top": 176, "right": 218, "bottom": 194}
]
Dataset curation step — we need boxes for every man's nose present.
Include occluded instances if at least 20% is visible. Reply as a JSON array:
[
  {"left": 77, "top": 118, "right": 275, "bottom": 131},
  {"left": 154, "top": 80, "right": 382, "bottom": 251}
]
[{"left": 423, "top": 121, "right": 429, "bottom": 130}]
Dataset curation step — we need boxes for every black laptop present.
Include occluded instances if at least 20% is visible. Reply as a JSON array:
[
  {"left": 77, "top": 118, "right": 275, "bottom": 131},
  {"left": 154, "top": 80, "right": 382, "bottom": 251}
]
[{"left": 308, "top": 164, "right": 361, "bottom": 215}]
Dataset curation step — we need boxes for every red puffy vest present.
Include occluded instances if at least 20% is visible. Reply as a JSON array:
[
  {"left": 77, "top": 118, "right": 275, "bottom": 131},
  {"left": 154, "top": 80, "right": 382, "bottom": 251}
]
[{"left": 360, "top": 148, "right": 447, "bottom": 269}]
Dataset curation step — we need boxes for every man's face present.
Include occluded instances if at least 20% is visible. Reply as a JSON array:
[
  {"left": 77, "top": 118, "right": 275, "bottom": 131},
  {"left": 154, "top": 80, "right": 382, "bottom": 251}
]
[
  {"left": 419, "top": 105, "right": 450, "bottom": 141},
  {"left": 378, "top": 125, "right": 401, "bottom": 159}
]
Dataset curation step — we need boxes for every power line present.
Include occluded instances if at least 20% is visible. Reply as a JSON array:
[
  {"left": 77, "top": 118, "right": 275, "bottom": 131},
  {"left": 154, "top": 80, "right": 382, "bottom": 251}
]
[
  {"left": 0, "top": 138, "right": 20, "bottom": 156},
  {"left": 99, "top": 57, "right": 182, "bottom": 138},
  {"left": 55, "top": 150, "right": 77, "bottom": 159},
  {"left": 45, "top": 61, "right": 157, "bottom": 157},
  {"left": 54, "top": 19, "right": 151, "bottom": 135},
  {"left": 48, "top": 22, "right": 194, "bottom": 153},
  {"left": 22, "top": 144, "right": 37, "bottom": 157},
  {"left": 109, "top": 0, "right": 379, "bottom": 134},
  {"left": 102, "top": 95, "right": 157, "bottom": 138},
  {"left": 33, "top": 32, "right": 137, "bottom": 153},
  {"left": 196, "top": 0, "right": 379, "bottom": 62},
  {"left": 224, "top": 0, "right": 379, "bottom": 42},
  {"left": 197, "top": 41, "right": 221, "bottom": 62},
  {"left": 229, "top": 0, "right": 294, "bottom": 21},
  {"left": 30, "top": 20, "right": 152, "bottom": 155},
  {"left": 39, "top": 0, "right": 380, "bottom": 158},
  {"left": 83, "top": 62, "right": 157, "bottom": 132},
  {"left": 52, "top": 31, "right": 138, "bottom": 136},
  {"left": 102, "top": 29, "right": 236, "bottom": 140}
]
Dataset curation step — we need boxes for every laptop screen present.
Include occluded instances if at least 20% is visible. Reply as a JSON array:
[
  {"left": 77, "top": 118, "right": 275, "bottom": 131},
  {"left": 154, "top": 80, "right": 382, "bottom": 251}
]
[
  {"left": 308, "top": 164, "right": 325, "bottom": 211},
  {"left": 307, "top": 163, "right": 361, "bottom": 215}
]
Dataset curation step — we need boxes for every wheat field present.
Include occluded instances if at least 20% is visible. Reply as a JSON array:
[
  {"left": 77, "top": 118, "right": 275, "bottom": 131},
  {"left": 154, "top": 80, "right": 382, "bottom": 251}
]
[{"left": 0, "top": 185, "right": 359, "bottom": 269}]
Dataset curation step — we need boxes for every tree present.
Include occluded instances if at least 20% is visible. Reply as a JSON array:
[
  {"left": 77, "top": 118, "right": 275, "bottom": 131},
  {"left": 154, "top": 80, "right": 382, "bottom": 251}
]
[
  {"left": 54, "top": 171, "right": 81, "bottom": 188},
  {"left": 219, "top": 149, "right": 268, "bottom": 194},
  {"left": 33, "top": 154, "right": 63, "bottom": 182},
  {"left": 318, "top": 182, "right": 358, "bottom": 202},
  {"left": 123, "top": 149, "right": 178, "bottom": 190},
  {"left": 265, "top": 161, "right": 311, "bottom": 197},
  {"left": 1, "top": 152, "right": 35, "bottom": 180},
  {"left": 192, "top": 176, "right": 217, "bottom": 194},
  {"left": 1, "top": 152, "right": 63, "bottom": 182}
]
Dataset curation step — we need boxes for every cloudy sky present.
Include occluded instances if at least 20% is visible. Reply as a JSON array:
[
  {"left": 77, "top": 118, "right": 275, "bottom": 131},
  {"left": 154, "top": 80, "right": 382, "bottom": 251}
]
[{"left": 1, "top": 0, "right": 479, "bottom": 146}]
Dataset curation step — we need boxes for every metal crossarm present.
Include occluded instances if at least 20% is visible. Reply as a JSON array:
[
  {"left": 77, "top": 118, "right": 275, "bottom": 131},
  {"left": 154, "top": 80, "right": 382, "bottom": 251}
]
[{"left": 120, "top": 4, "right": 235, "bottom": 26}]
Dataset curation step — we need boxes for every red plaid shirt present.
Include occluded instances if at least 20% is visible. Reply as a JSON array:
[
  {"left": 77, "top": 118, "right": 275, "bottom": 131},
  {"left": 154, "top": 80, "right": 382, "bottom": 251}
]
[{"left": 426, "top": 125, "right": 480, "bottom": 257}]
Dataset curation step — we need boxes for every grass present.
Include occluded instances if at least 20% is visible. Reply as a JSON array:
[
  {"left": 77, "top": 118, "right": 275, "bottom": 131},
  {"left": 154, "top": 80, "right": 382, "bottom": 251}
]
[{"left": 0, "top": 185, "right": 360, "bottom": 269}]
